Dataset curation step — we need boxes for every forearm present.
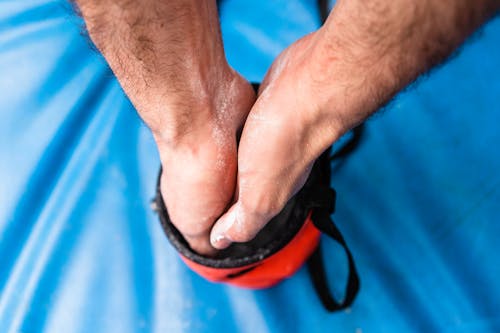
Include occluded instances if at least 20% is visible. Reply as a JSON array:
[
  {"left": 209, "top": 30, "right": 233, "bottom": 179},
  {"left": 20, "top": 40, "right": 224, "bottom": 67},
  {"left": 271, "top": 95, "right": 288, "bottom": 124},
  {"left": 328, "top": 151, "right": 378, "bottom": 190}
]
[
  {"left": 74, "top": 0, "right": 231, "bottom": 143},
  {"left": 74, "top": 0, "right": 256, "bottom": 255},
  {"left": 311, "top": 0, "right": 499, "bottom": 142}
]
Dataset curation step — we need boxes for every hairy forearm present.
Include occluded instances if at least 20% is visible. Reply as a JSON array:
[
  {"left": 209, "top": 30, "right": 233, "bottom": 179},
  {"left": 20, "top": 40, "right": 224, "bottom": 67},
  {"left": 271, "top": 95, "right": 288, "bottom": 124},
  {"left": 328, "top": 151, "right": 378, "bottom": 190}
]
[
  {"left": 327, "top": 0, "right": 498, "bottom": 74},
  {"left": 311, "top": 0, "right": 499, "bottom": 139},
  {"left": 74, "top": 0, "right": 257, "bottom": 255},
  {"left": 74, "top": 0, "right": 231, "bottom": 142}
]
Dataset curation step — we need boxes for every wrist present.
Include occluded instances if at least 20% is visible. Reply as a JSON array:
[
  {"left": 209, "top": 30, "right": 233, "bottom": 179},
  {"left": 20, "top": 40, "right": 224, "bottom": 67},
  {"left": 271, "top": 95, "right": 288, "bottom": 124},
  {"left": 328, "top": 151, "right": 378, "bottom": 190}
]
[
  {"left": 76, "top": 0, "right": 243, "bottom": 147},
  {"left": 301, "top": 32, "right": 382, "bottom": 148},
  {"left": 152, "top": 68, "right": 255, "bottom": 158}
]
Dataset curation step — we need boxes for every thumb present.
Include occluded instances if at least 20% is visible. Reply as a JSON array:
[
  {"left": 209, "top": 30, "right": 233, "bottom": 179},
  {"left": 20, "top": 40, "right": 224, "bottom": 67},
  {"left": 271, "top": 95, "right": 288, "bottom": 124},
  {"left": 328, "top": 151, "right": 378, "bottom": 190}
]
[{"left": 210, "top": 200, "right": 275, "bottom": 249}]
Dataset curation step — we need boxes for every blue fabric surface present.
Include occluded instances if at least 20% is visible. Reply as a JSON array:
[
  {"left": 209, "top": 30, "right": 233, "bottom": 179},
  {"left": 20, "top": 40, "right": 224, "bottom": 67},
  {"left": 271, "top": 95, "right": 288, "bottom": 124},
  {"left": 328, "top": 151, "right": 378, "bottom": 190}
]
[{"left": 1, "top": 0, "right": 499, "bottom": 332}]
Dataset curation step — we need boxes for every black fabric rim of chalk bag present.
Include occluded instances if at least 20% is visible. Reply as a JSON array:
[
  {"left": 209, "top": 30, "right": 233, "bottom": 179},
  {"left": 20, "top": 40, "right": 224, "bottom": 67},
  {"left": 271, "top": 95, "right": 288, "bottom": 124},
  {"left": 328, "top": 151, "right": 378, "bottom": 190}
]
[{"left": 154, "top": 148, "right": 333, "bottom": 269}]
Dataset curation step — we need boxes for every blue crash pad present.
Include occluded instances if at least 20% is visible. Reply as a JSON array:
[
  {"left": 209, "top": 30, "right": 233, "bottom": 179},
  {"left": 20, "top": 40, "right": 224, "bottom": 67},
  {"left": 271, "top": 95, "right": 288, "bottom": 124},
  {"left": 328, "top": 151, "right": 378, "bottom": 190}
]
[{"left": 1, "top": 0, "right": 499, "bottom": 332}]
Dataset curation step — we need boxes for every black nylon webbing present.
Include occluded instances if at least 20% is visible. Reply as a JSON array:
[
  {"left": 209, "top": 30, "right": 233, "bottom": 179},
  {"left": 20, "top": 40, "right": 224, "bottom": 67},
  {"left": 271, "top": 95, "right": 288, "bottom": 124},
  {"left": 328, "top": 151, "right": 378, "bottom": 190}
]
[{"left": 308, "top": 210, "right": 360, "bottom": 311}]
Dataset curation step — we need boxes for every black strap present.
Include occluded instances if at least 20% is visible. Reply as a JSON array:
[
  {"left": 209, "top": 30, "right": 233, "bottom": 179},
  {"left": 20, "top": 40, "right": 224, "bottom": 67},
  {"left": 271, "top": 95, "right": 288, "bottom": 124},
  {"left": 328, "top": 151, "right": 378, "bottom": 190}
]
[
  {"left": 300, "top": 183, "right": 360, "bottom": 312},
  {"left": 330, "top": 124, "right": 364, "bottom": 161},
  {"left": 317, "top": 0, "right": 329, "bottom": 24},
  {"left": 308, "top": 209, "right": 360, "bottom": 312}
]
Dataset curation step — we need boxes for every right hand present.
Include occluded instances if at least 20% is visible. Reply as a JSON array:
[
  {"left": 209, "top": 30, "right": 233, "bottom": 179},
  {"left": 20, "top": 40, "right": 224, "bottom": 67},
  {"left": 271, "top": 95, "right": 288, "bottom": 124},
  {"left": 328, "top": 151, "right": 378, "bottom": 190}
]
[{"left": 76, "top": 0, "right": 256, "bottom": 255}]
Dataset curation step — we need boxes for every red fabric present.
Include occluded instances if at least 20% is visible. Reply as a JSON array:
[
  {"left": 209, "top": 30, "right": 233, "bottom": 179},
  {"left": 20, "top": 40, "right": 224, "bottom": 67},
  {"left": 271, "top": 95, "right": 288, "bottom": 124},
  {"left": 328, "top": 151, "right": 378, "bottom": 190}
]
[{"left": 180, "top": 212, "right": 320, "bottom": 289}]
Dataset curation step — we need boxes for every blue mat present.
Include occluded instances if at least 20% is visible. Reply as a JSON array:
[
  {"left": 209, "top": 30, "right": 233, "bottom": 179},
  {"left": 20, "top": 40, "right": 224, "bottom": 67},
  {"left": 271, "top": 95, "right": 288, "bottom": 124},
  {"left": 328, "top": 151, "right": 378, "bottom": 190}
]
[{"left": 1, "top": 1, "right": 499, "bottom": 332}]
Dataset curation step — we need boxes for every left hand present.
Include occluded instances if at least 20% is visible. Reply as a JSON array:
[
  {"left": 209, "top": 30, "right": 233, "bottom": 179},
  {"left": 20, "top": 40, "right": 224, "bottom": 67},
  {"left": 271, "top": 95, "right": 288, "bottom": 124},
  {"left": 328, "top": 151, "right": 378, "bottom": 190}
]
[
  {"left": 211, "top": 0, "right": 499, "bottom": 249},
  {"left": 209, "top": 30, "right": 379, "bottom": 248}
]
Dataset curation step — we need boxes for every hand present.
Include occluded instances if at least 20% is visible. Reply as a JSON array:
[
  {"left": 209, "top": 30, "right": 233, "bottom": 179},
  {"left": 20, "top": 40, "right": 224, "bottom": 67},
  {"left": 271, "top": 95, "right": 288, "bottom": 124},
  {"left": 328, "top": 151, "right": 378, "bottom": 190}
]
[
  {"left": 157, "top": 71, "right": 254, "bottom": 256},
  {"left": 209, "top": 32, "right": 352, "bottom": 248},
  {"left": 76, "top": 0, "right": 255, "bottom": 255},
  {"left": 210, "top": 0, "right": 499, "bottom": 249}
]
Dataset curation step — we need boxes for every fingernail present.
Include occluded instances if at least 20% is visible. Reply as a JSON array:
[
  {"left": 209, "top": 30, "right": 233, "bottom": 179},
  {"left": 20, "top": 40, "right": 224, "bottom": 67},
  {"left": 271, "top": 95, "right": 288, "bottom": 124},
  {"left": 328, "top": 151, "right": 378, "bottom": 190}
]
[
  {"left": 211, "top": 207, "right": 238, "bottom": 249},
  {"left": 211, "top": 233, "right": 232, "bottom": 249}
]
